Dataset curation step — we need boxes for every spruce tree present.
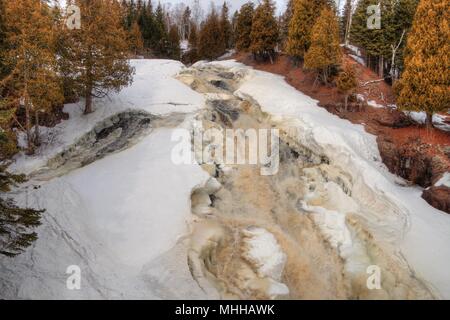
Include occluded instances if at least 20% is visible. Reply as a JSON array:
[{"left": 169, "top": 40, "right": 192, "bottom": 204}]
[
  {"left": 0, "top": 165, "right": 43, "bottom": 257},
  {"left": 61, "top": 0, "right": 134, "bottom": 114},
  {"left": 279, "top": 0, "right": 294, "bottom": 51},
  {"left": 0, "top": 0, "right": 7, "bottom": 80},
  {"left": 395, "top": 0, "right": 449, "bottom": 126},
  {"left": 128, "top": 21, "right": 144, "bottom": 56},
  {"left": 286, "top": 0, "right": 334, "bottom": 61},
  {"left": 220, "top": 2, "right": 233, "bottom": 49},
  {"left": 1, "top": 0, "right": 63, "bottom": 153},
  {"left": 304, "top": 7, "right": 342, "bottom": 83},
  {"left": 154, "top": 2, "right": 169, "bottom": 56},
  {"left": 337, "top": 63, "right": 358, "bottom": 110},
  {"left": 250, "top": 0, "right": 279, "bottom": 63},
  {"left": 350, "top": 0, "right": 399, "bottom": 77},
  {"left": 235, "top": 2, "right": 254, "bottom": 52},
  {"left": 198, "top": 8, "right": 225, "bottom": 60},
  {"left": 167, "top": 24, "right": 181, "bottom": 60}
]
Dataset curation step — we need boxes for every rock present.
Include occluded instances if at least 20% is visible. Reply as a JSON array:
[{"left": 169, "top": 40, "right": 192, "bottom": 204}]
[
  {"left": 422, "top": 186, "right": 450, "bottom": 214},
  {"left": 376, "top": 111, "right": 413, "bottom": 128}
]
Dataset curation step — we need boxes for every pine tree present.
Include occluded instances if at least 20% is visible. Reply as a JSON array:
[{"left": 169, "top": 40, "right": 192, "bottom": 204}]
[
  {"left": 350, "top": 0, "right": 397, "bottom": 77},
  {"left": 0, "top": 0, "right": 8, "bottom": 80},
  {"left": 279, "top": 0, "right": 294, "bottom": 51},
  {"left": 0, "top": 164, "right": 42, "bottom": 257},
  {"left": 250, "top": 0, "right": 279, "bottom": 63},
  {"left": 1, "top": 0, "right": 63, "bottom": 153},
  {"left": 128, "top": 21, "right": 144, "bottom": 56},
  {"left": 61, "top": 0, "right": 134, "bottom": 114},
  {"left": 235, "top": 2, "right": 254, "bottom": 52},
  {"left": 198, "top": 8, "right": 225, "bottom": 60},
  {"left": 220, "top": 2, "right": 233, "bottom": 49},
  {"left": 187, "top": 22, "right": 199, "bottom": 62},
  {"left": 394, "top": 0, "right": 450, "bottom": 126},
  {"left": 337, "top": 63, "right": 358, "bottom": 110},
  {"left": 231, "top": 10, "right": 239, "bottom": 48},
  {"left": 154, "top": 2, "right": 169, "bottom": 56},
  {"left": 286, "top": 0, "right": 333, "bottom": 61},
  {"left": 304, "top": 7, "right": 342, "bottom": 83},
  {"left": 167, "top": 24, "right": 181, "bottom": 60}
]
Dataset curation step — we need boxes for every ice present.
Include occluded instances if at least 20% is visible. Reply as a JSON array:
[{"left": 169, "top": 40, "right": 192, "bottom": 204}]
[{"left": 435, "top": 172, "right": 450, "bottom": 188}]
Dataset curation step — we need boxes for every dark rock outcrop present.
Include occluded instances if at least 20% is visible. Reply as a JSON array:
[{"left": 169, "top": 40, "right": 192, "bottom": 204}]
[{"left": 422, "top": 186, "right": 450, "bottom": 214}]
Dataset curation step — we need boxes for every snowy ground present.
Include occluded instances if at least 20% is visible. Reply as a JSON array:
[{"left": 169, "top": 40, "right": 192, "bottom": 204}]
[
  {"left": 1, "top": 60, "right": 209, "bottom": 299},
  {"left": 1, "top": 59, "right": 450, "bottom": 299}
]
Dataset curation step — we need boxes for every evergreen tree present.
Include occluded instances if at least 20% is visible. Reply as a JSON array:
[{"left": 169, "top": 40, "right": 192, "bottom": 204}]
[
  {"left": 220, "top": 2, "right": 233, "bottom": 49},
  {"left": 129, "top": 21, "right": 144, "bottom": 55},
  {"left": 154, "top": 2, "right": 169, "bottom": 56},
  {"left": 0, "top": 165, "right": 42, "bottom": 257},
  {"left": 304, "top": 7, "right": 342, "bottom": 83},
  {"left": 351, "top": 0, "right": 395, "bottom": 77},
  {"left": 250, "top": 0, "right": 279, "bottom": 63},
  {"left": 1, "top": 0, "right": 63, "bottom": 153},
  {"left": 61, "top": 0, "right": 134, "bottom": 114},
  {"left": 279, "top": 0, "right": 294, "bottom": 51},
  {"left": 198, "top": 8, "right": 225, "bottom": 60},
  {"left": 231, "top": 10, "right": 239, "bottom": 48},
  {"left": 0, "top": 0, "right": 7, "bottom": 80},
  {"left": 394, "top": 0, "right": 449, "bottom": 126},
  {"left": 286, "top": 0, "right": 334, "bottom": 61},
  {"left": 235, "top": 2, "right": 254, "bottom": 52},
  {"left": 167, "top": 24, "right": 181, "bottom": 60},
  {"left": 185, "top": 22, "right": 199, "bottom": 63},
  {"left": 390, "top": 0, "right": 419, "bottom": 79},
  {"left": 337, "top": 63, "right": 358, "bottom": 110}
]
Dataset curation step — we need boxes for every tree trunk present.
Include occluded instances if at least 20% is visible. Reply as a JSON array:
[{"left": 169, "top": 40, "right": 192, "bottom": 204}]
[
  {"left": 425, "top": 112, "right": 433, "bottom": 129},
  {"left": 84, "top": 85, "right": 93, "bottom": 114},
  {"left": 378, "top": 56, "right": 384, "bottom": 78},
  {"left": 34, "top": 110, "right": 40, "bottom": 147},
  {"left": 344, "top": 94, "right": 349, "bottom": 111},
  {"left": 25, "top": 102, "right": 34, "bottom": 155}
]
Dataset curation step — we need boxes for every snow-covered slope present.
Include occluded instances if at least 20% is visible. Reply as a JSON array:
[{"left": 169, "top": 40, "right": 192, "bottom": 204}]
[
  {"left": 11, "top": 60, "right": 204, "bottom": 175},
  {"left": 0, "top": 60, "right": 209, "bottom": 299}
]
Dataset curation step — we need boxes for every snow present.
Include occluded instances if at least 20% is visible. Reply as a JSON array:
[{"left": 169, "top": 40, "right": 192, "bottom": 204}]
[
  {"left": 241, "top": 227, "right": 289, "bottom": 298},
  {"left": 435, "top": 172, "right": 450, "bottom": 188},
  {"left": 0, "top": 60, "right": 210, "bottom": 299},
  {"left": 209, "top": 60, "right": 450, "bottom": 299},
  {"left": 11, "top": 59, "right": 204, "bottom": 175},
  {"left": 433, "top": 114, "right": 450, "bottom": 132},
  {"left": 349, "top": 54, "right": 366, "bottom": 66},
  {"left": 343, "top": 44, "right": 362, "bottom": 57},
  {"left": 407, "top": 111, "right": 427, "bottom": 124},
  {"left": 218, "top": 50, "right": 236, "bottom": 60},
  {"left": 180, "top": 40, "right": 189, "bottom": 52}
]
